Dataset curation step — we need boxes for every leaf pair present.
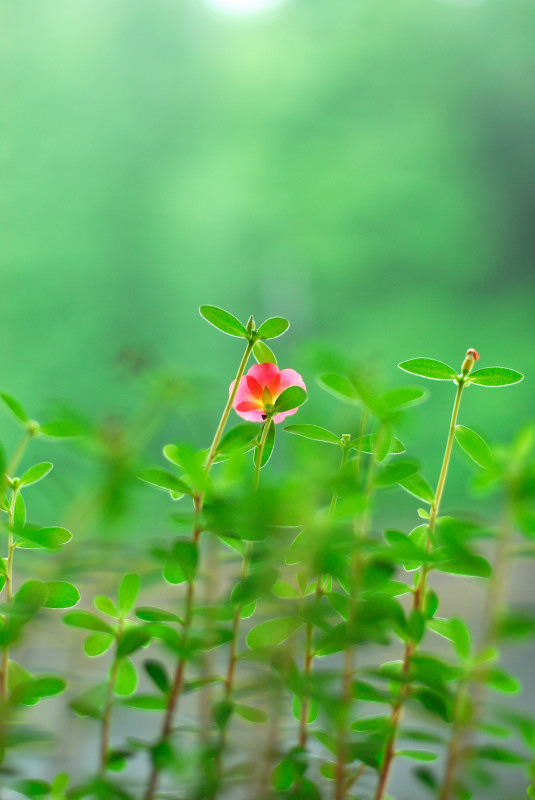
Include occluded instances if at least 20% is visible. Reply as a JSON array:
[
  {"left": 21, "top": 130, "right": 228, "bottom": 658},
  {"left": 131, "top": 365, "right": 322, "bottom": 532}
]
[
  {"left": 399, "top": 358, "right": 523, "bottom": 387},
  {"left": 200, "top": 305, "right": 289, "bottom": 341},
  {"left": 0, "top": 393, "right": 84, "bottom": 437}
]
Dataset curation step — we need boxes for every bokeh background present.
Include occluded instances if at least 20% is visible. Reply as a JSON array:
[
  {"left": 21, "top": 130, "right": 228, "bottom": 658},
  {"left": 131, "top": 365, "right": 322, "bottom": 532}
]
[
  {"left": 4, "top": 0, "right": 535, "bottom": 440},
  {"left": 2, "top": 0, "right": 535, "bottom": 795}
]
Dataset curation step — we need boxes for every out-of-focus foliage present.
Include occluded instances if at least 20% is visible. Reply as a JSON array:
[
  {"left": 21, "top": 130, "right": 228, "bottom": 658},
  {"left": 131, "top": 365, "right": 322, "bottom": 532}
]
[{"left": 0, "top": 310, "right": 534, "bottom": 798}]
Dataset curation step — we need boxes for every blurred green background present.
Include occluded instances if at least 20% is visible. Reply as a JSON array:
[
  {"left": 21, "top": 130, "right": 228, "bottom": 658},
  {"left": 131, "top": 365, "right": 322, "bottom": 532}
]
[
  {"left": 2, "top": 2, "right": 535, "bottom": 793},
  {"left": 3, "top": 0, "right": 535, "bottom": 494}
]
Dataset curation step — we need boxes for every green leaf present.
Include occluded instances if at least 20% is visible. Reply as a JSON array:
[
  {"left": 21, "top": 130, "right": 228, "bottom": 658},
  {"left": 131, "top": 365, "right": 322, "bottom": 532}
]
[
  {"left": 274, "top": 386, "right": 307, "bottom": 413},
  {"left": 272, "top": 580, "right": 300, "bottom": 598},
  {"left": 234, "top": 703, "right": 268, "bottom": 723},
  {"left": 43, "top": 581, "right": 80, "bottom": 609},
  {"left": 480, "top": 667, "right": 521, "bottom": 694},
  {"left": 39, "top": 420, "right": 84, "bottom": 437},
  {"left": 380, "top": 387, "right": 428, "bottom": 411},
  {"left": 247, "top": 617, "right": 303, "bottom": 649},
  {"left": 374, "top": 460, "right": 418, "bottom": 486},
  {"left": 427, "top": 617, "right": 470, "bottom": 659},
  {"left": 384, "top": 530, "right": 427, "bottom": 564},
  {"left": 165, "top": 538, "right": 199, "bottom": 584},
  {"left": 455, "top": 425, "right": 493, "bottom": 468},
  {"left": 199, "top": 305, "right": 247, "bottom": 338},
  {"left": 117, "top": 627, "right": 150, "bottom": 659},
  {"left": 473, "top": 745, "right": 526, "bottom": 764},
  {"left": 398, "top": 358, "right": 458, "bottom": 381},
  {"left": 94, "top": 595, "right": 119, "bottom": 618},
  {"left": 468, "top": 367, "right": 524, "bottom": 387},
  {"left": 14, "top": 579, "right": 48, "bottom": 612},
  {"left": 114, "top": 658, "right": 138, "bottom": 696},
  {"left": 69, "top": 682, "right": 107, "bottom": 718},
  {"left": 231, "top": 566, "right": 277, "bottom": 605},
  {"left": 63, "top": 611, "right": 115, "bottom": 634},
  {"left": 398, "top": 472, "right": 435, "bottom": 504},
  {"left": 217, "top": 424, "right": 259, "bottom": 455},
  {"left": 7, "top": 660, "right": 33, "bottom": 690},
  {"left": 84, "top": 632, "right": 114, "bottom": 656},
  {"left": 397, "top": 749, "right": 438, "bottom": 761},
  {"left": 144, "top": 660, "right": 170, "bottom": 693},
  {"left": 14, "top": 492, "right": 26, "bottom": 529},
  {"left": 352, "top": 433, "right": 405, "bottom": 455},
  {"left": 16, "top": 526, "right": 72, "bottom": 549},
  {"left": 9, "top": 781, "right": 51, "bottom": 799},
  {"left": 253, "top": 340, "right": 277, "bottom": 365},
  {"left": 254, "top": 418, "right": 275, "bottom": 469},
  {"left": 0, "top": 392, "right": 28, "bottom": 423},
  {"left": 138, "top": 468, "right": 191, "bottom": 496},
  {"left": 19, "top": 462, "right": 53, "bottom": 487},
  {"left": 284, "top": 424, "right": 340, "bottom": 445},
  {"left": 316, "top": 373, "right": 359, "bottom": 404},
  {"left": 292, "top": 695, "right": 319, "bottom": 724},
  {"left": 271, "top": 758, "right": 299, "bottom": 790},
  {"left": 162, "top": 443, "right": 206, "bottom": 491},
  {"left": 256, "top": 317, "right": 289, "bottom": 340},
  {"left": 118, "top": 573, "right": 140, "bottom": 616},
  {"left": 13, "top": 676, "right": 66, "bottom": 704},
  {"left": 135, "top": 606, "right": 183, "bottom": 623},
  {"left": 121, "top": 694, "right": 168, "bottom": 711}
]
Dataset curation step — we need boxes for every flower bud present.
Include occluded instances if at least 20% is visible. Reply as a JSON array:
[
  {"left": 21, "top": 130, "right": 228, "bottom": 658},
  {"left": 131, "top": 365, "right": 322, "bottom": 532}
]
[{"left": 461, "top": 348, "right": 480, "bottom": 377}]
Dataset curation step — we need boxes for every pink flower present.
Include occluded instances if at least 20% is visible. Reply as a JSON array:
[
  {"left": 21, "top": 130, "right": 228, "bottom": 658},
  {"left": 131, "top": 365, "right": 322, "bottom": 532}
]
[{"left": 230, "top": 363, "right": 306, "bottom": 424}]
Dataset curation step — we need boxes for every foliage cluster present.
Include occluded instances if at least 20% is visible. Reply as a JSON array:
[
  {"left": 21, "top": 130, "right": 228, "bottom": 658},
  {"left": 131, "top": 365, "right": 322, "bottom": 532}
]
[{"left": 0, "top": 306, "right": 533, "bottom": 800}]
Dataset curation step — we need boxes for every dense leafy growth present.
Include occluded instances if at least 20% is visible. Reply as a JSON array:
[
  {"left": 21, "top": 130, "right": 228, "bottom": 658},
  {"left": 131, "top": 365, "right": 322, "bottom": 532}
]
[{"left": 0, "top": 307, "right": 531, "bottom": 800}]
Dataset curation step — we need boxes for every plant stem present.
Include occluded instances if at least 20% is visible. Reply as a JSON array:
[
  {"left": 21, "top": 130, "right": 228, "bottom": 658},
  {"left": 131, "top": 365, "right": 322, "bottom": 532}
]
[
  {"left": 439, "top": 494, "right": 513, "bottom": 800},
  {"left": 100, "top": 619, "right": 123, "bottom": 774},
  {"left": 334, "top": 441, "right": 374, "bottom": 800},
  {"left": 1, "top": 490, "right": 18, "bottom": 704},
  {"left": 144, "top": 339, "right": 254, "bottom": 800},
  {"left": 300, "top": 445, "right": 350, "bottom": 752},
  {"left": 210, "top": 418, "right": 270, "bottom": 799},
  {"left": 373, "top": 379, "right": 466, "bottom": 800},
  {"left": 205, "top": 340, "right": 255, "bottom": 475},
  {"left": 144, "top": 521, "right": 200, "bottom": 800},
  {"left": 6, "top": 431, "right": 31, "bottom": 479},
  {"left": 253, "top": 417, "right": 272, "bottom": 490}
]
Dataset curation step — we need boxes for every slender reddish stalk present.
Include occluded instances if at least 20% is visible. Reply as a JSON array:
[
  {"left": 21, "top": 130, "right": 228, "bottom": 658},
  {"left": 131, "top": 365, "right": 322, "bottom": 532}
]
[
  {"left": 298, "top": 446, "right": 350, "bottom": 753},
  {"left": 144, "top": 340, "right": 254, "bottom": 800},
  {"left": 209, "top": 417, "right": 271, "bottom": 799},
  {"left": 373, "top": 380, "right": 465, "bottom": 800}
]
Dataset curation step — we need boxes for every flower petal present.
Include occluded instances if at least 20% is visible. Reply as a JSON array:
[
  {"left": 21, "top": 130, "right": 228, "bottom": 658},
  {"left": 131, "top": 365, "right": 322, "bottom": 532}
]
[
  {"left": 246, "top": 362, "right": 280, "bottom": 389},
  {"left": 231, "top": 376, "right": 257, "bottom": 407},
  {"left": 235, "top": 401, "right": 261, "bottom": 412},
  {"left": 234, "top": 407, "right": 266, "bottom": 423},
  {"left": 273, "top": 407, "right": 300, "bottom": 424},
  {"left": 274, "top": 368, "right": 307, "bottom": 397},
  {"left": 246, "top": 375, "right": 264, "bottom": 398}
]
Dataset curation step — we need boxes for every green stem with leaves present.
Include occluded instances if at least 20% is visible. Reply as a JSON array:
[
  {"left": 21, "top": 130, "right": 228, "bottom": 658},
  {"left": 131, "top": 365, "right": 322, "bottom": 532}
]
[
  {"left": 334, "top": 435, "right": 376, "bottom": 800},
  {"left": 299, "top": 443, "right": 350, "bottom": 752},
  {"left": 439, "top": 493, "right": 513, "bottom": 800},
  {"left": 210, "top": 417, "right": 271, "bottom": 800},
  {"left": 1, "top": 433, "right": 31, "bottom": 706},
  {"left": 100, "top": 619, "right": 124, "bottom": 774},
  {"left": 205, "top": 340, "right": 255, "bottom": 475},
  {"left": 144, "top": 339, "right": 254, "bottom": 800},
  {"left": 373, "top": 379, "right": 466, "bottom": 800}
]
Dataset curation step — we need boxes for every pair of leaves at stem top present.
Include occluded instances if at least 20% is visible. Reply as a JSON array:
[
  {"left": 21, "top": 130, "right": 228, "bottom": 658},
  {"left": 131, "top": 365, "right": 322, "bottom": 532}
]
[
  {"left": 398, "top": 357, "right": 524, "bottom": 386},
  {"left": 0, "top": 392, "right": 85, "bottom": 438},
  {"left": 200, "top": 305, "right": 289, "bottom": 342}
]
